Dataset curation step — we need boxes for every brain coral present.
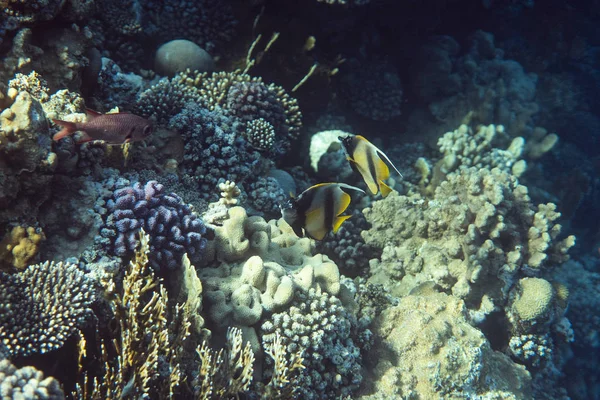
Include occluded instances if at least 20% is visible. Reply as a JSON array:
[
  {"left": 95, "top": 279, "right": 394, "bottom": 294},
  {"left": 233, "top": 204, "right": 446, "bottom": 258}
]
[
  {"left": 104, "top": 180, "right": 207, "bottom": 271},
  {"left": 362, "top": 167, "right": 575, "bottom": 320},
  {"left": 0, "top": 261, "right": 96, "bottom": 357}
]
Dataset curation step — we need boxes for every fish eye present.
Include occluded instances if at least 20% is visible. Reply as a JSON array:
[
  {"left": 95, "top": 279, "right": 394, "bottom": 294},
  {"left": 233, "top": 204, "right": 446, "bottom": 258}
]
[{"left": 143, "top": 125, "right": 152, "bottom": 136}]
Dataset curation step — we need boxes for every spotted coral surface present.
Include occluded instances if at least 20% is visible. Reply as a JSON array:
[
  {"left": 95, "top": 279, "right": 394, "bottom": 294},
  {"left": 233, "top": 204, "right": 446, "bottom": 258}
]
[{"left": 0, "top": 261, "right": 96, "bottom": 357}]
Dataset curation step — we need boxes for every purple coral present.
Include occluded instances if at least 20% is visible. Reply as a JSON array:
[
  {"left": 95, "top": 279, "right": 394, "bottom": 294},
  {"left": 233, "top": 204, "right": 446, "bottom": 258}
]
[{"left": 107, "top": 181, "right": 207, "bottom": 271}]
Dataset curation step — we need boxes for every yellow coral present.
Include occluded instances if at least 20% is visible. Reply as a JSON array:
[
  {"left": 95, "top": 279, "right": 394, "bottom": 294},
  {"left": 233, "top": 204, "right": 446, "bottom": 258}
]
[
  {"left": 0, "top": 226, "right": 45, "bottom": 271},
  {"left": 511, "top": 277, "right": 554, "bottom": 322}
]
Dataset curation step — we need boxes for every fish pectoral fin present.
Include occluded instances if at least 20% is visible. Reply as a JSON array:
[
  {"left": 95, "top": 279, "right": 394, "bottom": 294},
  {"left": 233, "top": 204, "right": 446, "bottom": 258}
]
[
  {"left": 379, "top": 180, "right": 393, "bottom": 198},
  {"left": 332, "top": 215, "right": 351, "bottom": 234}
]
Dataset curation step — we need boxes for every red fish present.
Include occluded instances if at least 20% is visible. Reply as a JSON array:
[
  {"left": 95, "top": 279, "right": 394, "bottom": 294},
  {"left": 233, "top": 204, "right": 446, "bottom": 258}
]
[{"left": 52, "top": 109, "right": 153, "bottom": 145}]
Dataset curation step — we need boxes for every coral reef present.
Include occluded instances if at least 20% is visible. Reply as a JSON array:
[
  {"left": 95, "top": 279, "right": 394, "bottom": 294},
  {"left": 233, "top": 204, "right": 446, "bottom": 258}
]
[
  {"left": 0, "top": 261, "right": 96, "bottom": 357},
  {"left": 261, "top": 288, "right": 369, "bottom": 399},
  {"left": 154, "top": 39, "right": 215, "bottom": 77},
  {"left": 0, "top": 225, "right": 45, "bottom": 271}
]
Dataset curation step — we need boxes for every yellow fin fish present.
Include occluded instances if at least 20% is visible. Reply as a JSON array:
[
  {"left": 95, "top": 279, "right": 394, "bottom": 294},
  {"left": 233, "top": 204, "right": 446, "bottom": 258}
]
[
  {"left": 339, "top": 135, "right": 402, "bottom": 197},
  {"left": 280, "top": 182, "right": 365, "bottom": 240}
]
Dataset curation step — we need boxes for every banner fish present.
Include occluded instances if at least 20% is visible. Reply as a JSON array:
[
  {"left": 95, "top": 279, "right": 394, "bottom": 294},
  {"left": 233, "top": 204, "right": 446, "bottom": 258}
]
[
  {"left": 339, "top": 135, "right": 402, "bottom": 197},
  {"left": 52, "top": 109, "right": 153, "bottom": 145},
  {"left": 280, "top": 182, "right": 365, "bottom": 240}
]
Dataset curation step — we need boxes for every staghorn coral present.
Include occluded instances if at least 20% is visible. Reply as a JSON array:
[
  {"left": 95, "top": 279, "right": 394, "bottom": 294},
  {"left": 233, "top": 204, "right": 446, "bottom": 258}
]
[
  {"left": 103, "top": 180, "right": 208, "bottom": 272},
  {"left": 0, "top": 261, "right": 96, "bottom": 357},
  {"left": 360, "top": 292, "right": 532, "bottom": 399},
  {"left": 362, "top": 167, "right": 575, "bottom": 319},
  {"left": 0, "top": 225, "right": 45, "bottom": 271},
  {"left": 0, "top": 359, "right": 64, "bottom": 399}
]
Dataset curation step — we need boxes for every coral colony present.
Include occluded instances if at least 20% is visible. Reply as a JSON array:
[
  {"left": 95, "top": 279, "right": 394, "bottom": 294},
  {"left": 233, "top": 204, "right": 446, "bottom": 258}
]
[{"left": 1, "top": 0, "right": 599, "bottom": 399}]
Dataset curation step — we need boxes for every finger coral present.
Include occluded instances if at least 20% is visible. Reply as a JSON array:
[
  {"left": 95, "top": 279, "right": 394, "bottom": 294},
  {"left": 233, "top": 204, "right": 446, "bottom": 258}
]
[{"left": 0, "top": 261, "right": 96, "bottom": 357}]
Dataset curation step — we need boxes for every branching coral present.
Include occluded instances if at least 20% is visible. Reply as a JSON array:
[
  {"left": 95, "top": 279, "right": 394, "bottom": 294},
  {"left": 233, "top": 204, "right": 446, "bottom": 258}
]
[
  {"left": 0, "top": 261, "right": 96, "bottom": 357},
  {"left": 89, "top": 230, "right": 188, "bottom": 398}
]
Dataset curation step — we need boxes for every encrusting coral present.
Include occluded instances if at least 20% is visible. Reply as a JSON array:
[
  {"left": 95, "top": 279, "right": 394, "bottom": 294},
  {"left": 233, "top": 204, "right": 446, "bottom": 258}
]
[
  {"left": 0, "top": 225, "right": 45, "bottom": 271},
  {"left": 360, "top": 292, "right": 532, "bottom": 399},
  {"left": 0, "top": 260, "right": 96, "bottom": 357}
]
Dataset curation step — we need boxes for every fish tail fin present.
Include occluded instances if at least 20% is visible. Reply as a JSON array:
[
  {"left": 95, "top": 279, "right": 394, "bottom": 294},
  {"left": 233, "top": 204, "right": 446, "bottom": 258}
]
[
  {"left": 333, "top": 214, "right": 351, "bottom": 234},
  {"left": 380, "top": 181, "right": 393, "bottom": 198},
  {"left": 52, "top": 119, "right": 78, "bottom": 141}
]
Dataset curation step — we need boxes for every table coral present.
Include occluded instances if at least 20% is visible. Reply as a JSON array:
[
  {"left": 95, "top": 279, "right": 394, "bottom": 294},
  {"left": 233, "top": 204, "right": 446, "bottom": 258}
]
[
  {"left": 0, "top": 261, "right": 96, "bottom": 357},
  {"left": 360, "top": 292, "right": 532, "bottom": 399}
]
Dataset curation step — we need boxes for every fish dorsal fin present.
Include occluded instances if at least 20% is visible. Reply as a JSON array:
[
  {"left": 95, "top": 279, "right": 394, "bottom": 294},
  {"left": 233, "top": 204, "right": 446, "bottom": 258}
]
[
  {"left": 333, "top": 215, "right": 351, "bottom": 234},
  {"left": 376, "top": 148, "right": 403, "bottom": 178},
  {"left": 336, "top": 183, "right": 366, "bottom": 195},
  {"left": 85, "top": 108, "right": 102, "bottom": 119},
  {"left": 379, "top": 180, "right": 393, "bottom": 198}
]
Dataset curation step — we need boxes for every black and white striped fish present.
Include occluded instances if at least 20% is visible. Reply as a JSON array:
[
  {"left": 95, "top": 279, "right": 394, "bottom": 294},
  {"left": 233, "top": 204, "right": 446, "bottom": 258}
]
[
  {"left": 280, "top": 183, "right": 365, "bottom": 240},
  {"left": 339, "top": 135, "right": 402, "bottom": 198}
]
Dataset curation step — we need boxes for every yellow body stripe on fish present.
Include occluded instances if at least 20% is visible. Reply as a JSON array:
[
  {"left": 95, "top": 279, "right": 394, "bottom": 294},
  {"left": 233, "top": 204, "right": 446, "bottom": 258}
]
[
  {"left": 280, "top": 182, "right": 365, "bottom": 240},
  {"left": 340, "top": 135, "right": 402, "bottom": 198}
]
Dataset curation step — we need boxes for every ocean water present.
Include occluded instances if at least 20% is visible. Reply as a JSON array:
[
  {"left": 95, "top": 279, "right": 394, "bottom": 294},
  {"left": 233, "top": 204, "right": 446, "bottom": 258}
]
[{"left": 0, "top": 0, "right": 598, "bottom": 399}]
